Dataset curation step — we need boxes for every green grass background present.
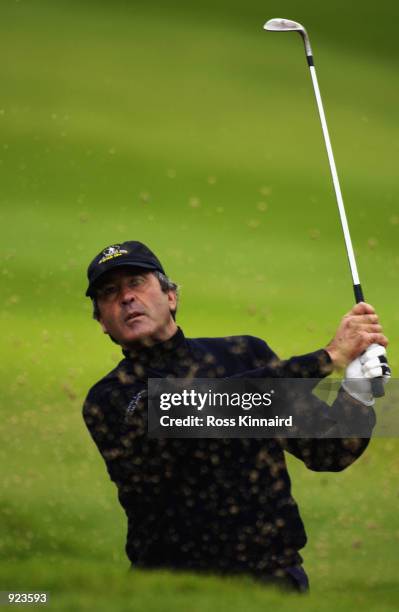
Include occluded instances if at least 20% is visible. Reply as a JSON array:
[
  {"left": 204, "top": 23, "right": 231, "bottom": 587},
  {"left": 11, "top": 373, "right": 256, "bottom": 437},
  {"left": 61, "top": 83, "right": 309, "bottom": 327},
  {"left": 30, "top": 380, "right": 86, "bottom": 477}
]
[{"left": 0, "top": 0, "right": 398, "bottom": 609}]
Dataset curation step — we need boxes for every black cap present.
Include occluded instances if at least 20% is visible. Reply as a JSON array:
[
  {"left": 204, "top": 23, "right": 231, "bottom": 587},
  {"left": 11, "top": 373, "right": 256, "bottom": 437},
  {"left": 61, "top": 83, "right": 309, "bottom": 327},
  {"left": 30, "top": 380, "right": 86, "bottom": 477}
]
[{"left": 85, "top": 241, "right": 166, "bottom": 297}]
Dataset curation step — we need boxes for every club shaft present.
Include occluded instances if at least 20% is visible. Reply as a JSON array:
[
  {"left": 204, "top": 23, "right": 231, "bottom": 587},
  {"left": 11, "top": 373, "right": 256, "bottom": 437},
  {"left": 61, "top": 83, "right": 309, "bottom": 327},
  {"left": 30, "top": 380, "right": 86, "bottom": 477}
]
[{"left": 307, "top": 64, "right": 361, "bottom": 291}]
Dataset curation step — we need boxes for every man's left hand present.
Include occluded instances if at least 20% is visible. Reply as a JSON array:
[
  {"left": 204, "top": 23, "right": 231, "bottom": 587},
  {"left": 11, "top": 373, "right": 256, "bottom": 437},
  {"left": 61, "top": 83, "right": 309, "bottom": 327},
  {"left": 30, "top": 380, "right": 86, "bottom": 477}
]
[{"left": 342, "top": 344, "right": 391, "bottom": 405}]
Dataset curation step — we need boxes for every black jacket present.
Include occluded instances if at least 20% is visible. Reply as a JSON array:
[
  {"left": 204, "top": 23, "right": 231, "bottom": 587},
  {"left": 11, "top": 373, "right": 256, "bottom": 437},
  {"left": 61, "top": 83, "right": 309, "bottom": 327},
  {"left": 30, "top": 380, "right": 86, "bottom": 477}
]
[{"left": 82, "top": 327, "right": 375, "bottom": 576}]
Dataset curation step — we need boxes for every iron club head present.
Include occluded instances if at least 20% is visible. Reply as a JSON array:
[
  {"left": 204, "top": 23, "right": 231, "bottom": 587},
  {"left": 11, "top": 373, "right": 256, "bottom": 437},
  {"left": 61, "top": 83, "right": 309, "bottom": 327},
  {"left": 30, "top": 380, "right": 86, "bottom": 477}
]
[
  {"left": 264, "top": 18, "right": 312, "bottom": 57},
  {"left": 264, "top": 18, "right": 304, "bottom": 32}
]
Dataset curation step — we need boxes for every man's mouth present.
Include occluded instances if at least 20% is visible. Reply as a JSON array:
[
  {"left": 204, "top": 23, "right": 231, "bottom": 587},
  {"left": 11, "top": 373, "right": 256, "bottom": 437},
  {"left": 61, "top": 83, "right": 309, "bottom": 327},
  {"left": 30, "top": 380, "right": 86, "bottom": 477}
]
[{"left": 124, "top": 312, "right": 145, "bottom": 323}]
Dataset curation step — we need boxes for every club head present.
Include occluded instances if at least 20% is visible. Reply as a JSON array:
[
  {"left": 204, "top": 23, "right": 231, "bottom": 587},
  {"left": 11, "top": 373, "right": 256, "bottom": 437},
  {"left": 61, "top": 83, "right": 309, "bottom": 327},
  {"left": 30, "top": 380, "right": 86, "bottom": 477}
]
[
  {"left": 264, "top": 18, "right": 312, "bottom": 58},
  {"left": 264, "top": 18, "right": 305, "bottom": 33}
]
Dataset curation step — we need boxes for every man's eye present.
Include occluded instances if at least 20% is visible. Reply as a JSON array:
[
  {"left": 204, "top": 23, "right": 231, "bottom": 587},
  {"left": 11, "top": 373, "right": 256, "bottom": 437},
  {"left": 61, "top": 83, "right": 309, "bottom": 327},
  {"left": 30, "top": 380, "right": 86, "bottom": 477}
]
[
  {"left": 128, "top": 276, "right": 145, "bottom": 287},
  {"left": 102, "top": 285, "right": 117, "bottom": 296}
]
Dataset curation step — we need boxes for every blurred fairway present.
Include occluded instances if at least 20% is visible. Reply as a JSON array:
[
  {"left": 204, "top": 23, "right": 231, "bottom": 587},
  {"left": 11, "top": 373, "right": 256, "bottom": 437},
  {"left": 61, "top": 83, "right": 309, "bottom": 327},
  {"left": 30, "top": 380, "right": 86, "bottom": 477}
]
[{"left": 0, "top": 0, "right": 398, "bottom": 609}]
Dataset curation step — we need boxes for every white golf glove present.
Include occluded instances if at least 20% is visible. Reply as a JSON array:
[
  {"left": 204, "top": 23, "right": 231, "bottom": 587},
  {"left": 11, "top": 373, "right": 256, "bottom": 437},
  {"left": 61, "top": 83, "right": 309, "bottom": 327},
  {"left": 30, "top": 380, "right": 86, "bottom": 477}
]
[{"left": 342, "top": 344, "right": 391, "bottom": 406}]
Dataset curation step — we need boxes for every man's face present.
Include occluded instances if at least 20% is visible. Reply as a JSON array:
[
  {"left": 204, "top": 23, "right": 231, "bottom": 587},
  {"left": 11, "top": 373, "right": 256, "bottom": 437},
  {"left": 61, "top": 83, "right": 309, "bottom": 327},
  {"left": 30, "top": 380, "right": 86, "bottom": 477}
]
[{"left": 95, "top": 267, "right": 177, "bottom": 347}]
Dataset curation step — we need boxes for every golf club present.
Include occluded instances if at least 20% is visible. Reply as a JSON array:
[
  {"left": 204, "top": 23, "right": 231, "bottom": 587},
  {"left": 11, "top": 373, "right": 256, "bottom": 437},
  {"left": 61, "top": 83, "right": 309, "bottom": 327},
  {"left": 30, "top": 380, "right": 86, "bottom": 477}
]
[{"left": 264, "top": 18, "right": 385, "bottom": 397}]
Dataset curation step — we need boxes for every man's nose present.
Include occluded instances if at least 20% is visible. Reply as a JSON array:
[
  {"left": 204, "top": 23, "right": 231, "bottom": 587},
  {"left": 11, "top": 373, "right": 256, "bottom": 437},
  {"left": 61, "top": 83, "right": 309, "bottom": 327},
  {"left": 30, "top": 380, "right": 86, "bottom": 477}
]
[{"left": 120, "top": 284, "right": 136, "bottom": 304}]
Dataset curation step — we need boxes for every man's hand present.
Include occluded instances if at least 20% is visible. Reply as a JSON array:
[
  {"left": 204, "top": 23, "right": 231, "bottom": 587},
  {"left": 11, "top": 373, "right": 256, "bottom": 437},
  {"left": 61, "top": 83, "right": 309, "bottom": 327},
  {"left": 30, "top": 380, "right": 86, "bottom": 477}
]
[
  {"left": 325, "top": 302, "right": 388, "bottom": 370},
  {"left": 342, "top": 345, "right": 391, "bottom": 405}
]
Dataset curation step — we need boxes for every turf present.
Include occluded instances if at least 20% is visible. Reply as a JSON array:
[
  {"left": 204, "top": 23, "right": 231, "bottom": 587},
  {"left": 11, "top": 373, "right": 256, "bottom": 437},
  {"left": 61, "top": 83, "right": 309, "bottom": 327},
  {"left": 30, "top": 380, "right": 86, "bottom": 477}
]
[{"left": 1, "top": 0, "right": 398, "bottom": 609}]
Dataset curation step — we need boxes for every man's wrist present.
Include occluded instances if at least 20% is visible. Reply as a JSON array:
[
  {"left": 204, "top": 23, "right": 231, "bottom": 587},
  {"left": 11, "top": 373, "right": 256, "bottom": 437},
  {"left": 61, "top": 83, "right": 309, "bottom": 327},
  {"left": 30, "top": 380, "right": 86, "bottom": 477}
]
[{"left": 324, "top": 345, "right": 346, "bottom": 371}]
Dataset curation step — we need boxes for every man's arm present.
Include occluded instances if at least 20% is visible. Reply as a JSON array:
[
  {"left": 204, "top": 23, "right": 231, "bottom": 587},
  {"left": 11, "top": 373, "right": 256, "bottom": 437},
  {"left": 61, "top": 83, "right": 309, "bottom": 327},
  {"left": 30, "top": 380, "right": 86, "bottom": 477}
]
[
  {"left": 249, "top": 302, "right": 387, "bottom": 470},
  {"left": 280, "top": 386, "right": 376, "bottom": 471}
]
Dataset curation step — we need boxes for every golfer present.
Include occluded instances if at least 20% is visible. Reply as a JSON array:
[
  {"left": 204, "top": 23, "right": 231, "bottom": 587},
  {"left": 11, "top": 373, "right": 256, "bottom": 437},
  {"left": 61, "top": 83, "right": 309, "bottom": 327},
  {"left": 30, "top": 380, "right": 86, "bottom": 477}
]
[{"left": 82, "top": 240, "right": 389, "bottom": 592}]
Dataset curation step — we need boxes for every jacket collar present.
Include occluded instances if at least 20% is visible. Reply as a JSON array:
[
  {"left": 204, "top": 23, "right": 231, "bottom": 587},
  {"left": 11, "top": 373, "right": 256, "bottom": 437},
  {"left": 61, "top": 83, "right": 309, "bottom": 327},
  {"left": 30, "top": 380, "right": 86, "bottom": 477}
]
[{"left": 122, "top": 326, "right": 186, "bottom": 365}]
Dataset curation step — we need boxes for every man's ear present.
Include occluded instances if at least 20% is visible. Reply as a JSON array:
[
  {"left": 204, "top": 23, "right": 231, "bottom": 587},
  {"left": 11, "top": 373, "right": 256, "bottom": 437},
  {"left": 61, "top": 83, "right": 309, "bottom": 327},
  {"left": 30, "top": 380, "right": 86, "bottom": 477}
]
[{"left": 167, "top": 290, "right": 177, "bottom": 313}]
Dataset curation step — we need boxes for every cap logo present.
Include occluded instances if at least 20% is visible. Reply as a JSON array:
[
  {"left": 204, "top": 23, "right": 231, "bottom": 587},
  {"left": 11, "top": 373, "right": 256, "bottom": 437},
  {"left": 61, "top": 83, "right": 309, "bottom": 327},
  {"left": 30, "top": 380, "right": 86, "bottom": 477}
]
[{"left": 98, "top": 245, "right": 128, "bottom": 265}]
